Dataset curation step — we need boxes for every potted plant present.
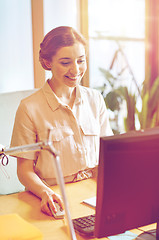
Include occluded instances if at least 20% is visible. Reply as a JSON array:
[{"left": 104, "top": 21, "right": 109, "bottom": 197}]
[{"left": 98, "top": 68, "right": 159, "bottom": 134}]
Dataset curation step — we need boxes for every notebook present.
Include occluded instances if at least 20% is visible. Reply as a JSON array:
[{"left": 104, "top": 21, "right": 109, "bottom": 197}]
[{"left": 0, "top": 213, "right": 43, "bottom": 240}]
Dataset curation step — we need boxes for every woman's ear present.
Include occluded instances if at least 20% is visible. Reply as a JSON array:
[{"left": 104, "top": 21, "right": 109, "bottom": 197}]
[{"left": 43, "top": 59, "right": 52, "bottom": 69}]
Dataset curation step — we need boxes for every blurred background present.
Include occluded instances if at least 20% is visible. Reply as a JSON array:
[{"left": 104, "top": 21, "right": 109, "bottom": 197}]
[{"left": 0, "top": 0, "right": 159, "bottom": 134}]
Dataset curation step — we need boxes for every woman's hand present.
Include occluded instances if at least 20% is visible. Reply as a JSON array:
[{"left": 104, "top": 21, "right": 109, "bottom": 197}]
[
  {"left": 41, "top": 189, "right": 64, "bottom": 216},
  {"left": 17, "top": 157, "right": 64, "bottom": 217}
]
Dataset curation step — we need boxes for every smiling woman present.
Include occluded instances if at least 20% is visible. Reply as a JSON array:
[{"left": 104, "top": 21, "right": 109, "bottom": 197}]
[
  {"left": 10, "top": 26, "right": 113, "bottom": 218},
  {"left": 48, "top": 43, "right": 87, "bottom": 91},
  {"left": 39, "top": 26, "right": 87, "bottom": 104}
]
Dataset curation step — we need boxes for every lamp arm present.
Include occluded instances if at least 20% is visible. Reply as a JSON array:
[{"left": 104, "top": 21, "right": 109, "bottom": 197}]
[{"left": 48, "top": 144, "right": 77, "bottom": 240}]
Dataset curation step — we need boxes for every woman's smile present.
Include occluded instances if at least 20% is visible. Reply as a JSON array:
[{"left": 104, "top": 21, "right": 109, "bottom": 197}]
[
  {"left": 50, "top": 42, "right": 87, "bottom": 89},
  {"left": 65, "top": 74, "right": 82, "bottom": 81}
]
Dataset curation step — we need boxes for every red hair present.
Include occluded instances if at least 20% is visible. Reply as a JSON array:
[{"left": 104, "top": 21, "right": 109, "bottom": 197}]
[{"left": 39, "top": 26, "right": 87, "bottom": 70}]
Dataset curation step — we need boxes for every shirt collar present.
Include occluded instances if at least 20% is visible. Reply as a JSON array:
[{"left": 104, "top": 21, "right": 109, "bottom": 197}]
[
  {"left": 42, "top": 80, "right": 83, "bottom": 112},
  {"left": 74, "top": 85, "right": 83, "bottom": 105},
  {"left": 42, "top": 80, "right": 60, "bottom": 112}
]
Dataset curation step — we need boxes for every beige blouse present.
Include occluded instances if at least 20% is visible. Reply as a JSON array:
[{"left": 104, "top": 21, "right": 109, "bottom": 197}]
[{"left": 11, "top": 80, "right": 113, "bottom": 183}]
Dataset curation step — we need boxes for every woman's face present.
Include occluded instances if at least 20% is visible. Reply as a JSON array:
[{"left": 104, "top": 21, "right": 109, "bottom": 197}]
[{"left": 50, "top": 42, "right": 87, "bottom": 88}]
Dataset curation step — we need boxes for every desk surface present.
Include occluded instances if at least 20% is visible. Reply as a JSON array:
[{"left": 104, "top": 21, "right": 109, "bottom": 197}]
[{"left": 0, "top": 178, "right": 156, "bottom": 240}]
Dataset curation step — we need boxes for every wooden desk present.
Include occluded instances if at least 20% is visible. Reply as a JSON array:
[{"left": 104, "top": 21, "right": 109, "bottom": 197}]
[{"left": 0, "top": 178, "right": 156, "bottom": 240}]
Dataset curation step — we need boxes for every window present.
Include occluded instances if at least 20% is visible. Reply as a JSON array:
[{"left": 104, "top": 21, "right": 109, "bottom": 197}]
[
  {"left": 43, "top": 0, "right": 78, "bottom": 33},
  {"left": 88, "top": 0, "right": 145, "bottom": 132},
  {"left": 0, "top": 0, "right": 79, "bottom": 93},
  {"left": 0, "top": 0, "right": 34, "bottom": 93},
  {"left": 43, "top": 0, "right": 79, "bottom": 80}
]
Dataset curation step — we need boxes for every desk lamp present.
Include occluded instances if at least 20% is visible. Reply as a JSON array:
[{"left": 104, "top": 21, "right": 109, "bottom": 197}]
[{"left": 0, "top": 129, "right": 77, "bottom": 240}]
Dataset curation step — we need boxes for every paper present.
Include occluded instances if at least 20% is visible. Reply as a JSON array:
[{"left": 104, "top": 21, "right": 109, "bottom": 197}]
[
  {"left": 108, "top": 231, "right": 138, "bottom": 240},
  {"left": 82, "top": 196, "right": 96, "bottom": 208}
]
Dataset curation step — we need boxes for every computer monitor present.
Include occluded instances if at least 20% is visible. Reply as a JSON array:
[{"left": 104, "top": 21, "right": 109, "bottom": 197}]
[{"left": 95, "top": 128, "right": 159, "bottom": 239}]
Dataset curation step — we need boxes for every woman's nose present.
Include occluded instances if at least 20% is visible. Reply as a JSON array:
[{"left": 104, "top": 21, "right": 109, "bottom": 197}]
[{"left": 70, "top": 62, "right": 79, "bottom": 75}]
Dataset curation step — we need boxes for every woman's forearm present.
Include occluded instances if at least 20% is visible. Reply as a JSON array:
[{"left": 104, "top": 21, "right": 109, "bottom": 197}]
[{"left": 17, "top": 158, "right": 53, "bottom": 199}]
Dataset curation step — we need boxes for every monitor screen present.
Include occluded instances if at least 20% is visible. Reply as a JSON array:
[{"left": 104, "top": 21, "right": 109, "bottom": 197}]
[{"left": 95, "top": 128, "right": 159, "bottom": 238}]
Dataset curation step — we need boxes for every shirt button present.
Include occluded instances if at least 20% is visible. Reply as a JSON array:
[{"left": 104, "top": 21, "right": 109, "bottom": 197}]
[
  {"left": 77, "top": 147, "right": 83, "bottom": 153},
  {"left": 84, "top": 148, "right": 87, "bottom": 153},
  {"left": 78, "top": 149, "right": 82, "bottom": 153}
]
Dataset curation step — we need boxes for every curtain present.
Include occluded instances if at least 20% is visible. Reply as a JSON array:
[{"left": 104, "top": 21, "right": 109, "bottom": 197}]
[{"left": 145, "top": 0, "right": 159, "bottom": 86}]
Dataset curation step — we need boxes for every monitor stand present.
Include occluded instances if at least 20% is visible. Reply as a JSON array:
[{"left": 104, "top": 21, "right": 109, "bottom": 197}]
[{"left": 136, "top": 222, "right": 159, "bottom": 240}]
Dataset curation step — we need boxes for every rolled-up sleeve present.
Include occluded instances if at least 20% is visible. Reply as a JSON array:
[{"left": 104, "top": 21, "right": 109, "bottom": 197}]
[{"left": 10, "top": 101, "right": 37, "bottom": 160}]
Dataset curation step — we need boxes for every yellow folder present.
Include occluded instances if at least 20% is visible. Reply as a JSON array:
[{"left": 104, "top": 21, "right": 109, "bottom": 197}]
[{"left": 0, "top": 213, "right": 43, "bottom": 240}]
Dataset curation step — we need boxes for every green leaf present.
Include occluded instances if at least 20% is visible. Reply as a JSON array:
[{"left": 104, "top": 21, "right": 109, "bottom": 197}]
[
  {"left": 105, "top": 91, "right": 120, "bottom": 111},
  {"left": 140, "top": 93, "right": 149, "bottom": 129},
  {"left": 99, "top": 67, "right": 117, "bottom": 88},
  {"left": 148, "top": 77, "right": 159, "bottom": 117}
]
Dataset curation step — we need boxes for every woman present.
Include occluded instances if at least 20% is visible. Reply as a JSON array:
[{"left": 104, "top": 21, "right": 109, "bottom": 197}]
[{"left": 11, "top": 26, "right": 113, "bottom": 217}]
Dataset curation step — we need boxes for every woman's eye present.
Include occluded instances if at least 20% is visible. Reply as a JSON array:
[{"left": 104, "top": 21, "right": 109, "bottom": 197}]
[
  {"left": 60, "top": 59, "right": 86, "bottom": 66},
  {"left": 78, "top": 59, "right": 86, "bottom": 64},
  {"left": 61, "top": 62, "right": 70, "bottom": 65}
]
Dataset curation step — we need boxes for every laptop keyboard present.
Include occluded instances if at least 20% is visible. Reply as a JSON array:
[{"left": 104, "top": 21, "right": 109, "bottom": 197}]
[{"left": 72, "top": 214, "right": 95, "bottom": 237}]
